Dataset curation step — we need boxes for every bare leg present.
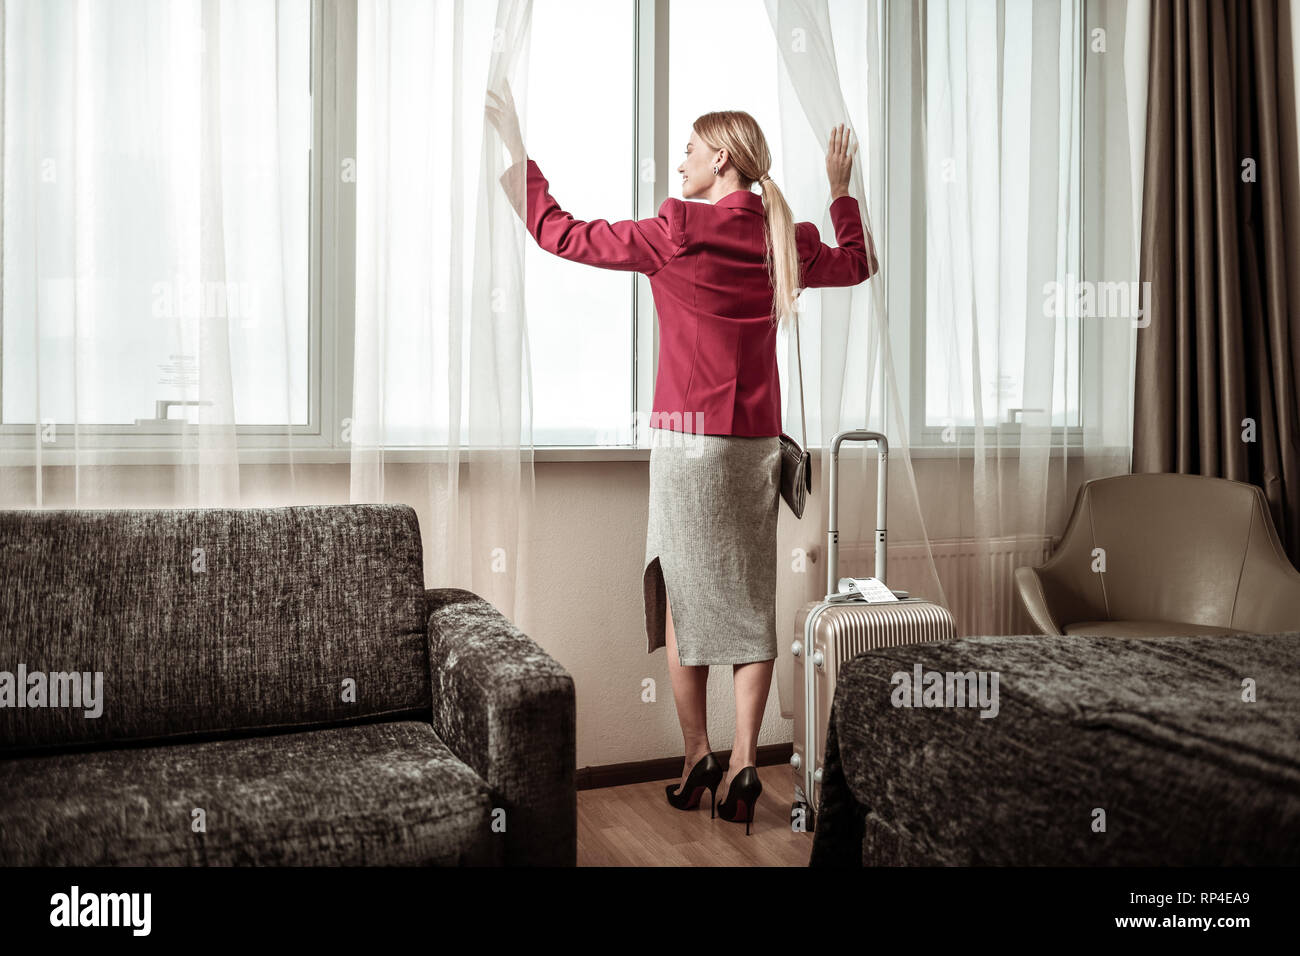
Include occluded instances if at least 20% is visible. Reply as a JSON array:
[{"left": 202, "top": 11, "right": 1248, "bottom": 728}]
[
  {"left": 723, "top": 658, "right": 774, "bottom": 794},
  {"left": 664, "top": 593, "right": 712, "bottom": 793}
]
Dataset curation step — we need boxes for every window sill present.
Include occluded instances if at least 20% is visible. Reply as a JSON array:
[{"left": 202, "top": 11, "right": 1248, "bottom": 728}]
[
  {"left": 0, "top": 445, "right": 657, "bottom": 466},
  {"left": 0, "top": 443, "right": 1125, "bottom": 467}
]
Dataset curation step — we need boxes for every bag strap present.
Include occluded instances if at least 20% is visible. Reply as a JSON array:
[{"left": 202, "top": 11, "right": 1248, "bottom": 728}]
[{"left": 794, "top": 314, "right": 807, "bottom": 450}]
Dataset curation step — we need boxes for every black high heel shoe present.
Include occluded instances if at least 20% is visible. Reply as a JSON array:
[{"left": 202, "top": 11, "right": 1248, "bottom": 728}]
[
  {"left": 666, "top": 753, "right": 724, "bottom": 816},
  {"left": 717, "top": 766, "right": 762, "bottom": 835}
]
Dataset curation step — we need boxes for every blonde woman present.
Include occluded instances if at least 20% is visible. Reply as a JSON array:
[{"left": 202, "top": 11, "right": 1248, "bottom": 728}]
[{"left": 489, "top": 90, "right": 876, "bottom": 835}]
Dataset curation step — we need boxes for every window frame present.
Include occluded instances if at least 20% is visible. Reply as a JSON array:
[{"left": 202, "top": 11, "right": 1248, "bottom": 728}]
[
  {"left": 887, "top": 0, "right": 1089, "bottom": 455},
  {"left": 0, "top": 0, "right": 328, "bottom": 463}
]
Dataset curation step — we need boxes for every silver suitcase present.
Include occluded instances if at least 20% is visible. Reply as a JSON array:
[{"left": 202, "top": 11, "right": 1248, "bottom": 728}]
[{"left": 790, "top": 430, "right": 956, "bottom": 832}]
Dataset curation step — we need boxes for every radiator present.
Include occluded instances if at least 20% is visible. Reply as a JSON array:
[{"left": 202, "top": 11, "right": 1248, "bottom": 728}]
[{"left": 838, "top": 535, "right": 1056, "bottom": 637}]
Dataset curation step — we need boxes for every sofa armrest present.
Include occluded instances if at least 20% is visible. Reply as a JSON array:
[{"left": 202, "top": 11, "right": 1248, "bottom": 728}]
[
  {"left": 425, "top": 588, "right": 576, "bottom": 866},
  {"left": 1014, "top": 566, "right": 1065, "bottom": 636}
]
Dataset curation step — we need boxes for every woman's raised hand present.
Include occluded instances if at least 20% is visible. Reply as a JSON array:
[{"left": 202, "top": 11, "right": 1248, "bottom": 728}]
[
  {"left": 826, "top": 123, "right": 857, "bottom": 200},
  {"left": 485, "top": 84, "right": 527, "bottom": 166}
]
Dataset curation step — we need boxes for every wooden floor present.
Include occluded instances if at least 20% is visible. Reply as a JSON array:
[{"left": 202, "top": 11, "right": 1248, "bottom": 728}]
[{"left": 577, "top": 764, "right": 812, "bottom": 866}]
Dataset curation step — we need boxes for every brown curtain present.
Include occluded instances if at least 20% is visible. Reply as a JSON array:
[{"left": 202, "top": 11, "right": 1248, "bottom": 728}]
[{"left": 1134, "top": 0, "right": 1300, "bottom": 566}]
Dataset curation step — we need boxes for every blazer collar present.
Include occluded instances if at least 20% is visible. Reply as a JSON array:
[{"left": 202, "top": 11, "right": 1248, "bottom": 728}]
[{"left": 713, "top": 189, "right": 764, "bottom": 212}]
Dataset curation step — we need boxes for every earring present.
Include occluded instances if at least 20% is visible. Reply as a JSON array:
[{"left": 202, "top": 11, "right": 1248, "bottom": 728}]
[{"left": 712, "top": 165, "right": 719, "bottom": 175}]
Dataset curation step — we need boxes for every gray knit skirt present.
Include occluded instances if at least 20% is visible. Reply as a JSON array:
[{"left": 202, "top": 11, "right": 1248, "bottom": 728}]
[{"left": 642, "top": 426, "right": 781, "bottom": 666}]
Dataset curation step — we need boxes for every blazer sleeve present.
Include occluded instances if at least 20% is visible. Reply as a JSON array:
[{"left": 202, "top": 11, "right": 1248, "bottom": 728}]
[
  {"left": 797, "top": 195, "right": 879, "bottom": 288},
  {"left": 500, "top": 158, "right": 686, "bottom": 275}
]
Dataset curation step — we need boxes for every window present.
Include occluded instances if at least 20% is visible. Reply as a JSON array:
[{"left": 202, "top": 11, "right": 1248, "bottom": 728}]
[
  {"left": 526, "top": 0, "right": 636, "bottom": 445},
  {"left": 668, "top": 0, "right": 782, "bottom": 193},
  {"left": 1, "top": 0, "right": 1091, "bottom": 456},
  {"left": 893, "top": 0, "right": 1087, "bottom": 446},
  {"left": 1, "top": 0, "right": 311, "bottom": 435}
]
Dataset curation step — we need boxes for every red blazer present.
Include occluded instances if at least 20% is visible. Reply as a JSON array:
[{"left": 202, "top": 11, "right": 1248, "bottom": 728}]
[{"left": 506, "top": 158, "right": 876, "bottom": 436}]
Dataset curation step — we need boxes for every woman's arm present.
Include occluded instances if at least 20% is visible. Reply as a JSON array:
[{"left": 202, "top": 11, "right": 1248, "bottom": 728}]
[
  {"left": 798, "top": 123, "right": 878, "bottom": 288},
  {"left": 486, "top": 86, "right": 682, "bottom": 273},
  {"left": 797, "top": 199, "right": 878, "bottom": 288},
  {"left": 500, "top": 158, "right": 686, "bottom": 274}
]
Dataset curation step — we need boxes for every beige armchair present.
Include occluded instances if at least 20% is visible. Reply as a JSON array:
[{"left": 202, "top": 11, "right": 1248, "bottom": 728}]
[{"left": 1015, "top": 473, "right": 1300, "bottom": 637}]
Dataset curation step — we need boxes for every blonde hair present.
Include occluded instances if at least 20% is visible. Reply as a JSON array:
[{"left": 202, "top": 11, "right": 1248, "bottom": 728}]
[{"left": 692, "top": 111, "right": 800, "bottom": 332}]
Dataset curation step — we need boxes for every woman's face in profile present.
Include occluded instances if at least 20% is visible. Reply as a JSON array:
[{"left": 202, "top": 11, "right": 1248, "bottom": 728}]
[{"left": 677, "top": 130, "right": 716, "bottom": 201}]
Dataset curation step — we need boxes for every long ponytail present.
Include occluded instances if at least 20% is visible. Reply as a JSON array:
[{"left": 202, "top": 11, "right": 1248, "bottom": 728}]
[
  {"left": 756, "top": 178, "right": 800, "bottom": 332},
  {"left": 692, "top": 111, "right": 801, "bottom": 333}
]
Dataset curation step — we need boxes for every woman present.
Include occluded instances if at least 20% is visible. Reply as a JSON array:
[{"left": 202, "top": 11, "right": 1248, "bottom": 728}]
[{"left": 488, "top": 89, "right": 876, "bottom": 835}]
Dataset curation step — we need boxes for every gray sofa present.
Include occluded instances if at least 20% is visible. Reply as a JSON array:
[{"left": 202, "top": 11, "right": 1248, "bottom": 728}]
[
  {"left": 0, "top": 503, "right": 575, "bottom": 866},
  {"left": 809, "top": 633, "right": 1300, "bottom": 866}
]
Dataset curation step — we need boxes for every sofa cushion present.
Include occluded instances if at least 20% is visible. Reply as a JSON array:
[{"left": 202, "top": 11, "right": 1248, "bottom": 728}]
[
  {"left": 1064, "top": 619, "right": 1239, "bottom": 637},
  {"left": 0, "top": 504, "right": 431, "bottom": 752},
  {"left": 0, "top": 720, "right": 500, "bottom": 865}
]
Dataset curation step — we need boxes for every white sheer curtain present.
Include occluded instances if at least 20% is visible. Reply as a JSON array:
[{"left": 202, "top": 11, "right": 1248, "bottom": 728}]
[
  {"left": 917, "top": 0, "right": 1148, "bottom": 634},
  {"left": 761, "top": 0, "right": 942, "bottom": 717},
  {"left": 1, "top": 0, "right": 308, "bottom": 508},
  {"left": 2, "top": 0, "right": 535, "bottom": 618},
  {"left": 763, "top": 0, "right": 1148, "bottom": 640},
  {"left": 764, "top": 0, "right": 945, "bottom": 596},
  {"left": 352, "top": 0, "right": 534, "bottom": 616}
]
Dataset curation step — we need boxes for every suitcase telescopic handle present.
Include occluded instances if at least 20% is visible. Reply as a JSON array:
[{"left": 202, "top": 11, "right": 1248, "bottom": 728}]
[{"left": 826, "top": 429, "right": 888, "bottom": 598}]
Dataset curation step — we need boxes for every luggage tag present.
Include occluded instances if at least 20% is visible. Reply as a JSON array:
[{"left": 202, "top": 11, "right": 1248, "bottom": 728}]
[{"left": 828, "top": 576, "right": 906, "bottom": 604}]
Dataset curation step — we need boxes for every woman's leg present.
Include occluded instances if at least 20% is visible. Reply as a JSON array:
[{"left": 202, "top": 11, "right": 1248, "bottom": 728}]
[
  {"left": 665, "top": 593, "right": 712, "bottom": 794},
  {"left": 723, "top": 658, "right": 774, "bottom": 793}
]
